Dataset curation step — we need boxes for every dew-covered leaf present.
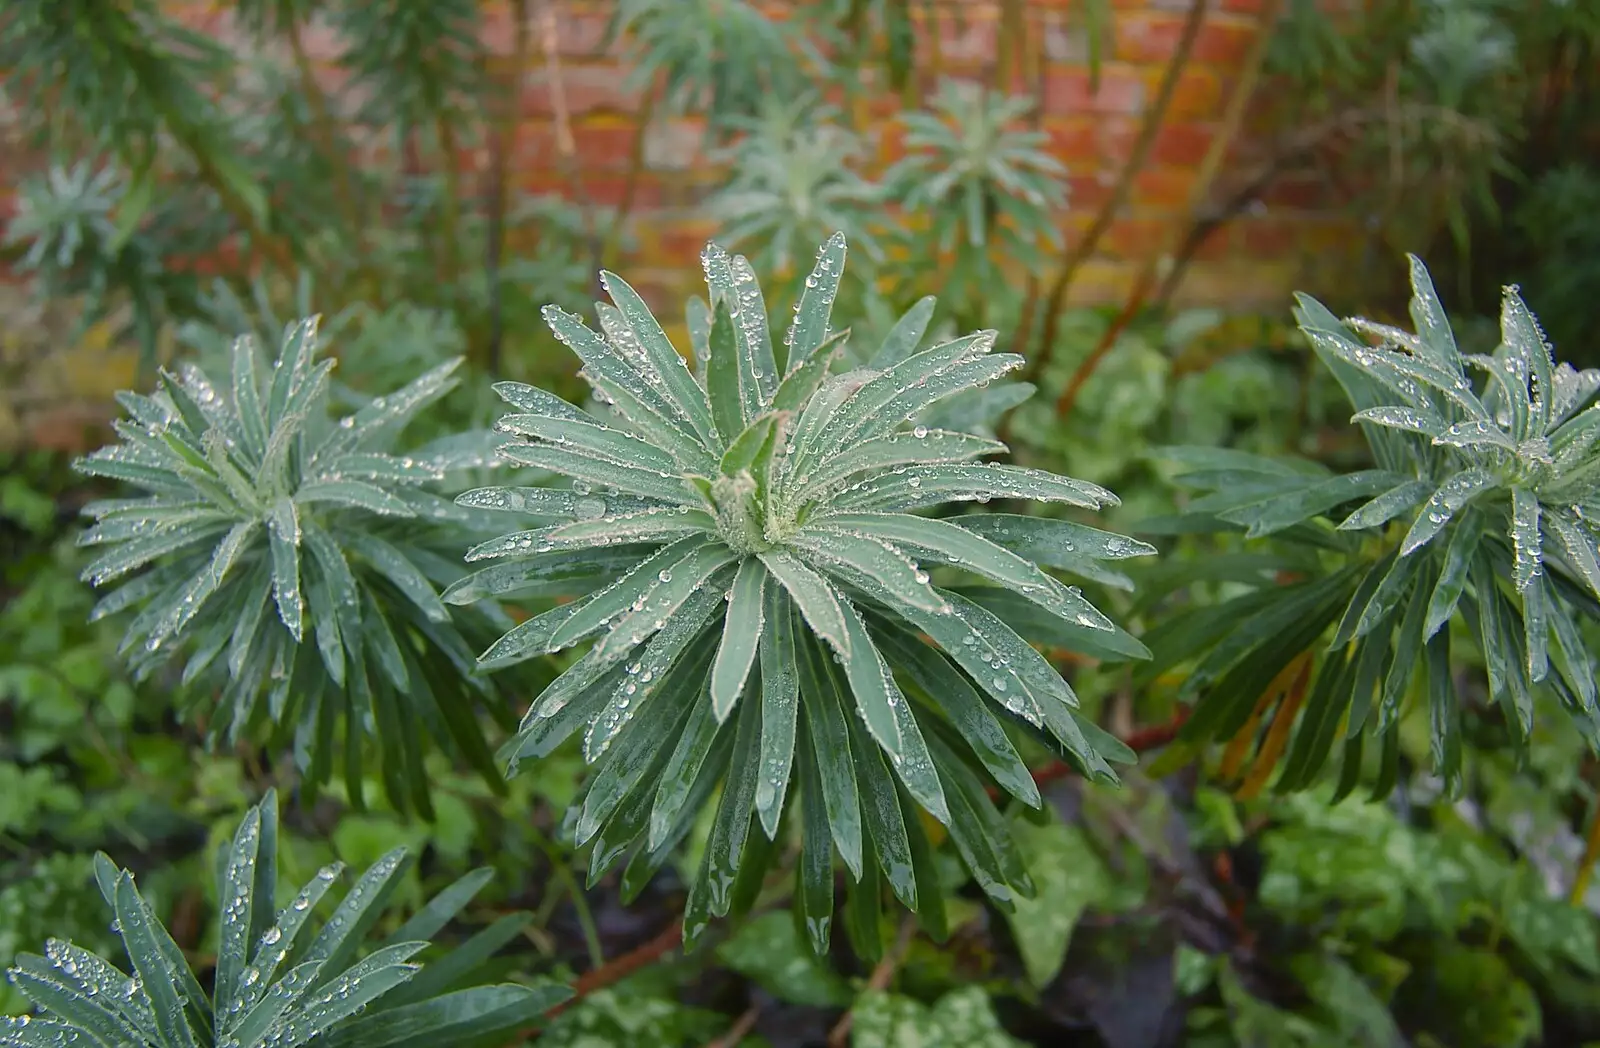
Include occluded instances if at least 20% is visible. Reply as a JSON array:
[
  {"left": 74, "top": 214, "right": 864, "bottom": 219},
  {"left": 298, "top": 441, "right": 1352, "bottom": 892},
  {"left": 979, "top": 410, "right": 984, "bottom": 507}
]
[
  {"left": 497, "top": 413, "right": 682, "bottom": 474},
  {"left": 834, "top": 463, "right": 1118, "bottom": 513},
  {"left": 585, "top": 581, "right": 731, "bottom": 759},
  {"left": 953, "top": 513, "right": 1154, "bottom": 565},
  {"left": 760, "top": 549, "right": 852, "bottom": 656},
  {"left": 295, "top": 480, "right": 415, "bottom": 516},
  {"left": 1432, "top": 419, "right": 1518, "bottom": 453},
  {"left": 1351, "top": 405, "right": 1448, "bottom": 438},
  {"left": 586, "top": 546, "right": 739, "bottom": 664},
  {"left": 544, "top": 536, "right": 712, "bottom": 651},
  {"left": 701, "top": 244, "right": 779, "bottom": 423},
  {"left": 1546, "top": 511, "right": 1600, "bottom": 600},
  {"left": 495, "top": 442, "right": 695, "bottom": 505},
  {"left": 755, "top": 587, "right": 800, "bottom": 838},
  {"left": 1400, "top": 469, "right": 1499, "bottom": 556},
  {"left": 771, "top": 331, "right": 849, "bottom": 417},
  {"left": 808, "top": 332, "right": 996, "bottom": 464},
  {"left": 711, "top": 558, "right": 768, "bottom": 722},
  {"left": 871, "top": 296, "right": 936, "bottom": 369},
  {"left": 1404, "top": 254, "right": 1461, "bottom": 372},
  {"left": 828, "top": 513, "right": 1116, "bottom": 634},
  {"left": 794, "top": 527, "right": 944, "bottom": 615},
  {"left": 1339, "top": 478, "right": 1434, "bottom": 531},
  {"left": 785, "top": 232, "right": 847, "bottom": 372},
  {"left": 796, "top": 430, "right": 1005, "bottom": 503},
  {"left": 491, "top": 380, "right": 591, "bottom": 422},
  {"left": 599, "top": 269, "right": 721, "bottom": 449},
  {"left": 797, "top": 632, "right": 865, "bottom": 879},
  {"left": 1501, "top": 284, "right": 1555, "bottom": 437},
  {"left": 266, "top": 498, "right": 304, "bottom": 641},
  {"left": 875, "top": 626, "right": 1037, "bottom": 807},
  {"left": 1425, "top": 510, "right": 1485, "bottom": 639},
  {"left": 443, "top": 547, "right": 648, "bottom": 605},
  {"left": 542, "top": 304, "right": 708, "bottom": 458}
]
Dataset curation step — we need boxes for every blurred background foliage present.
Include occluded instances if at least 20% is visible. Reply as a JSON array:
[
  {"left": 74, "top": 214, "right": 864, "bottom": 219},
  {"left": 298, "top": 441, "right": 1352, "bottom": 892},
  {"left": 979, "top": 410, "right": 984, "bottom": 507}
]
[{"left": 1, "top": 0, "right": 1598, "bottom": 1044}]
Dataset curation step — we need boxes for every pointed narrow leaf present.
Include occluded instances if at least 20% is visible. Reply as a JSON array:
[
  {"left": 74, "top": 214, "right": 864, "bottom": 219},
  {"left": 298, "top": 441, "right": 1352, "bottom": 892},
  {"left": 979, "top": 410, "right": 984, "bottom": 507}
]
[
  {"left": 599, "top": 269, "right": 721, "bottom": 447},
  {"left": 871, "top": 296, "right": 936, "bottom": 368},
  {"left": 873, "top": 626, "right": 1039, "bottom": 807},
  {"left": 844, "top": 712, "right": 918, "bottom": 910},
  {"left": 1510, "top": 487, "right": 1543, "bottom": 591},
  {"left": 795, "top": 430, "right": 1005, "bottom": 502},
  {"left": 785, "top": 232, "right": 847, "bottom": 371},
  {"left": 585, "top": 582, "right": 729, "bottom": 758},
  {"left": 755, "top": 588, "right": 800, "bottom": 837},
  {"left": 793, "top": 528, "right": 943, "bottom": 614},
  {"left": 1400, "top": 470, "right": 1498, "bottom": 555},
  {"left": 1339, "top": 479, "right": 1434, "bottom": 531},
  {"left": 830, "top": 590, "right": 905, "bottom": 755},
  {"left": 771, "top": 331, "right": 849, "bottom": 416},
  {"left": 795, "top": 737, "right": 836, "bottom": 954},
  {"left": 835, "top": 463, "right": 1118, "bottom": 512},
  {"left": 954, "top": 513, "right": 1155, "bottom": 565},
  {"left": 759, "top": 549, "right": 852, "bottom": 656},
  {"left": 701, "top": 244, "right": 778, "bottom": 421},
  {"left": 797, "top": 633, "right": 865, "bottom": 879},
  {"left": 711, "top": 558, "right": 768, "bottom": 722},
  {"left": 266, "top": 498, "right": 304, "bottom": 641},
  {"left": 1425, "top": 510, "right": 1485, "bottom": 639},
  {"left": 496, "top": 442, "right": 695, "bottom": 504}
]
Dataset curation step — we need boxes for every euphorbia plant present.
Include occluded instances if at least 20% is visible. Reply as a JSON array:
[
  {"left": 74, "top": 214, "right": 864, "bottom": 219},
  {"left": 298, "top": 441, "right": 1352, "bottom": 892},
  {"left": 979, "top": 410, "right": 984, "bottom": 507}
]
[
  {"left": 446, "top": 233, "right": 1155, "bottom": 952},
  {"left": 1143, "top": 257, "right": 1600, "bottom": 797},
  {"left": 2, "top": 791, "right": 568, "bottom": 1048},
  {"left": 71, "top": 324, "right": 531, "bottom": 817}
]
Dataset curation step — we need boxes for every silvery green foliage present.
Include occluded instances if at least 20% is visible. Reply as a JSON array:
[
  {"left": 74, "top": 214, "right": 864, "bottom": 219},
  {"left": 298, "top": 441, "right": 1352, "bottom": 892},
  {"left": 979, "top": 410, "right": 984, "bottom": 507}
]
[
  {"left": 881, "top": 80, "right": 1067, "bottom": 326},
  {"left": 1146, "top": 257, "right": 1600, "bottom": 797},
  {"left": 448, "top": 233, "right": 1153, "bottom": 952},
  {"left": 1, "top": 791, "right": 568, "bottom": 1048},
  {"left": 72, "top": 322, "right": 525, "bottom": 816},
  {"left": 607, "top": 0, "right": 821, "bottom": 129},
  {"left": 707, "top": 95, "right": 884, "bottom": 280},
  {"left": 883, "top": 80, "right": 1067, "bottom": 262}
]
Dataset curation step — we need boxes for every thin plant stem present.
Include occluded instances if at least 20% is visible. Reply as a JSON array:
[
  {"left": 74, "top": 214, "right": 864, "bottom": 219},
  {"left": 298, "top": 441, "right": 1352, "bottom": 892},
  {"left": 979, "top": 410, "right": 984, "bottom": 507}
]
[
  {"left": 531, "top": 827, "right": 606, "bottom": 972},
  {"left": 484, "top": 0, "right": 532, "bottom": 374},
  {"left": 826, "top": 916, "right": 917, "bottom": 1048},
  {"left": 1054, "top": 0, "right": 1283, "bottom": 418},
  {"left": 1021, "top": 0, "right": 1211, "bottom": 386}
]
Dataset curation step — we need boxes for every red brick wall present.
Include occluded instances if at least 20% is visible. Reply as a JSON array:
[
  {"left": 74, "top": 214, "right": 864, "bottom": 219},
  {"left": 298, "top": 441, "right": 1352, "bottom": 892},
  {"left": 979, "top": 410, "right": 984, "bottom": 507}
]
[{"left": 188, "top": 0, "right": 1344, "bottom": 312}]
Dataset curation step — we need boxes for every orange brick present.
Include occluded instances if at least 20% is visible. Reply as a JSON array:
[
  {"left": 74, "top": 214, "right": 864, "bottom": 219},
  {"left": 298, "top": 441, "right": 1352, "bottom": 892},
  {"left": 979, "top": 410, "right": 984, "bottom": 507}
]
[
  {"left": 584, "top": 174, "right": 663, "bottom": 211},
  {"left": 1104, "top": 218, "right": 1173, "bottom": 258},
  {"left": 1066, "top": 174, "right": 1118, "bottom": 211},
  {"left": 1186, "top": 224, "right": 1234, "bottom": 262},
  {"left": 483, "top": 2, "right": 613, "bottom": 57},
  {"left": 1132, "top": 166, "right": 1195, "bottom": 210},
  {"left": 656, "top": 219, "right": 722, "bottom": 261},
  {"left": 1117, "top": 12, "right": 1259, "bottom": 65},
  {"left": 913, "top": 8, "right": 1000, "bottom": 65},
  {"left": 1147, "top": 67, "right": 1222, "bottom": 120},
  {"left": 1042, "top": 69, "right": 1146, "bottom": 115},
  {"left": 522, "top": 63, "right": 643, "bottom": 117},
  {"left": 1044, "top": 115, "right": 1138, "bottom": 167},
  {"left": 515, "top": 118, "right": 635, "bottom": 170},
  {"left": 1151, "top": 121, "right": 1214, "bottom": 166}
]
